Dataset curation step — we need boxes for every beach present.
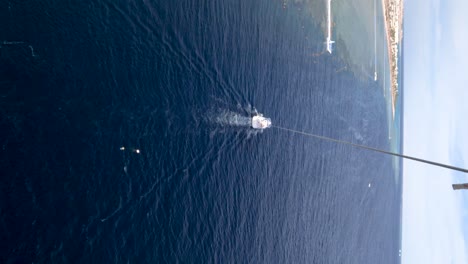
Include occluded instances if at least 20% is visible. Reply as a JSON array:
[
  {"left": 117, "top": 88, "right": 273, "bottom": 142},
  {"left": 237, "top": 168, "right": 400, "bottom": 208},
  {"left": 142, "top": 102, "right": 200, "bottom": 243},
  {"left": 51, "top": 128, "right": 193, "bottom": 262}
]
[{"left": 381, "top": 0, "right": 404, "bottom": 119}]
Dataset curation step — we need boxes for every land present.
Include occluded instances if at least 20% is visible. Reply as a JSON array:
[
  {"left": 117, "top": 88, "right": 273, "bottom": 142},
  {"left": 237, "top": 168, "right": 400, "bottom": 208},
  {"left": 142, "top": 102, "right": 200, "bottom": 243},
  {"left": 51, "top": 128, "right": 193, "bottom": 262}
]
[
  {"left": 382, "top": 0, "right": 404, "bottom": 119},
  {"left": 292, "top": 0, "right": 403, "bottom": 120}
]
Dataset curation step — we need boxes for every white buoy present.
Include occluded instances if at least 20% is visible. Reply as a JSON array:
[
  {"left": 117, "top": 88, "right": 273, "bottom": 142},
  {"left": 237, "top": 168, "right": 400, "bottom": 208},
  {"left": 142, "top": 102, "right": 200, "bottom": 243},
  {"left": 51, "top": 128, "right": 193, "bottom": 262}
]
[{"left": 120, "top": 146, "right": 125, "bottom": 151}]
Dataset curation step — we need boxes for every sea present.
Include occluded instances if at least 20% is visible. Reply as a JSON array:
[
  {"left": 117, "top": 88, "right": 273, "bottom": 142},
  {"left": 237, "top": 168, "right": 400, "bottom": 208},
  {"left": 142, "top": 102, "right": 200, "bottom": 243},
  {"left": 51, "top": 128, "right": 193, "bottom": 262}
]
[{"left": 0, "top": 0, "right": 402, "bottom": 263}]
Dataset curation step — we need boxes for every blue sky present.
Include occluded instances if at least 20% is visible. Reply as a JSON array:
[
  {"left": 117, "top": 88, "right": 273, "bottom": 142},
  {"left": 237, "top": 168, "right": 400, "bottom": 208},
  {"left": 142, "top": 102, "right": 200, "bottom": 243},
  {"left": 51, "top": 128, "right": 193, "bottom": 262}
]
[{"left": 403, "top": 0, "right": 468, "bottom": 263}]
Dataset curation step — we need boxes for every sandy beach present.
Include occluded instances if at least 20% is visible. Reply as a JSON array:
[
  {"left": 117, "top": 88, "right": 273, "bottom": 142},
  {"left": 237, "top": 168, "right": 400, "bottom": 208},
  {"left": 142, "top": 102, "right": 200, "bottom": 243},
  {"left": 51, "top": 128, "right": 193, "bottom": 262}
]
[{"left": 381, "top": 0, "right": 404, "bottom": 120}]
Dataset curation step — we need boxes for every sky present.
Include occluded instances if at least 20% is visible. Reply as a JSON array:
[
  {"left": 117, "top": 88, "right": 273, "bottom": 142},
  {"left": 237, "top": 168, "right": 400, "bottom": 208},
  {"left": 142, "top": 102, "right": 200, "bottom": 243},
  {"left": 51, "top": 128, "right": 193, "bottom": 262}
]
[{"left": 403, "top": 0, "right": 468, "bottom": 263}]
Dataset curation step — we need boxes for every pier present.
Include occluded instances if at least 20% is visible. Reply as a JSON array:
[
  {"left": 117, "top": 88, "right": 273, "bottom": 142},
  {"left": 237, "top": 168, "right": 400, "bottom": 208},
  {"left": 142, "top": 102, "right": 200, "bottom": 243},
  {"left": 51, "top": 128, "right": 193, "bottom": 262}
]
[
  {"left": 374, "top": 0, "right": 377, "bottom": 81},
  {"left": 326, "top": 0, "right": 334, "bottom": 53}
]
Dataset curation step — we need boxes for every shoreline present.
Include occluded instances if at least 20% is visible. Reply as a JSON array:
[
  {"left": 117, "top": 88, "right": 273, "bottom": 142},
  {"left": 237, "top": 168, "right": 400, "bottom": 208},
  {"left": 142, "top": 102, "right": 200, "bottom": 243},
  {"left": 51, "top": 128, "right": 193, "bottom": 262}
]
[
  {"left": 380, "top": 0, "right": 393, "bottom": 118},
  {"left": 381, "top": 0, "right": 404, "bottom": 120}
]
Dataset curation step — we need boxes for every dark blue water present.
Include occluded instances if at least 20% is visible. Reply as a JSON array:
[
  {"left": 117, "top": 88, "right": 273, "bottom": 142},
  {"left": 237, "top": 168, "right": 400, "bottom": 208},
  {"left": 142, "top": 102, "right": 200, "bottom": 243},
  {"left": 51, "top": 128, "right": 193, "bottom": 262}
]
[{"left": 1, "top": 0, "right": 401, "bottom": 263}]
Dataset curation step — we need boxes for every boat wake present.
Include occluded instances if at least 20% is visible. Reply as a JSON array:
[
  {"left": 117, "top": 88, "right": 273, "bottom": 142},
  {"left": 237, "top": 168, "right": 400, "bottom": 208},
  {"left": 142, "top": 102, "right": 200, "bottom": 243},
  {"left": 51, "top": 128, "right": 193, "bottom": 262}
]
[
  {"left": 213, "top": 109, "right": 252, "bottom": 127},
  {"left": 204, "top": 103, "right": 270, "bottom": 138},
  {"left": 204, "top": 100, "right": 270, "bottom": 138},
  {"left": 206, "top": 102, "right": 259, "bottom": 127}
]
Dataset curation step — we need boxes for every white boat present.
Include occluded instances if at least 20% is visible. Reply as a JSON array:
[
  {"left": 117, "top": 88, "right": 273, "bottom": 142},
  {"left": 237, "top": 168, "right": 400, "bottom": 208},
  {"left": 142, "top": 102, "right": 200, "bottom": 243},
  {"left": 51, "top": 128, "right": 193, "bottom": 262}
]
[{"left": 252, "top": 115, "right": 271, "bottom": 129}]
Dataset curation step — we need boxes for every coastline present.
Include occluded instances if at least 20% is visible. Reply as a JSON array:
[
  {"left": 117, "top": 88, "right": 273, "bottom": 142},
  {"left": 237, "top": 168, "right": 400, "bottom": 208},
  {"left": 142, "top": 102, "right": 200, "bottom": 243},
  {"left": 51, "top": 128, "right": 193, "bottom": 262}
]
[{"left": 381, "top": 0, "right": 404, "bottom": 120}]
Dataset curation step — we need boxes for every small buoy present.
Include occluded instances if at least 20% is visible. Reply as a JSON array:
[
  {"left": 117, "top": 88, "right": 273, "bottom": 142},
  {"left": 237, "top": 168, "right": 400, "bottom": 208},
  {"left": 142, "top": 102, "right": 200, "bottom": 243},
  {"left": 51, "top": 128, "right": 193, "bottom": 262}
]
[
  {"left": 120, "top": 146, "right": 125, "bottom": 151},
  {"left": 134, "top": 149, "right": 140, "bottom": 154},
  {"left": 368, "top": 183, "right": 371, "bottom": 188}
]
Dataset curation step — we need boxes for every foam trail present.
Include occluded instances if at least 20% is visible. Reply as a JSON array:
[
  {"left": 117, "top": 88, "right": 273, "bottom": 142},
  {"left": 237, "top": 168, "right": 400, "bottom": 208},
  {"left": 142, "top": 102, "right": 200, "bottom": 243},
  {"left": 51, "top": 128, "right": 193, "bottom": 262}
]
[
  {"left": 2, "top": 41, "right": 25, "bottom": 45},
  {"left": 215, "top": 110, "right": 251, "bottom": 126},
  {"left": 29, "top": 45, "right": 37, "bottom": 57},
  {"left": 1, "top": 41, "right": 37, "bottom": 57}
]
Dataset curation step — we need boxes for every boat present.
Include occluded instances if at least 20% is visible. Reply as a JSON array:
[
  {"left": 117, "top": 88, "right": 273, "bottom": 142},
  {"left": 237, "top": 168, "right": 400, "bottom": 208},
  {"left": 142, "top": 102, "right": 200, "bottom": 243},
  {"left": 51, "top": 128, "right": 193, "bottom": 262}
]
[{"left": 252, "top": 114, "right": 271, "bottom": 129}]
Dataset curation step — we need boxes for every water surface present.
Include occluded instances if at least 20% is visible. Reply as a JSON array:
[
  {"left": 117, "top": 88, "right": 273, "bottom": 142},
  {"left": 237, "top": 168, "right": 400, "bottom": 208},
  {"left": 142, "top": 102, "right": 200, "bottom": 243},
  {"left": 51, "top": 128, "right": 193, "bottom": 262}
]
[{"left": 1, "top": 0, "right": 401, "bottom": 263}]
